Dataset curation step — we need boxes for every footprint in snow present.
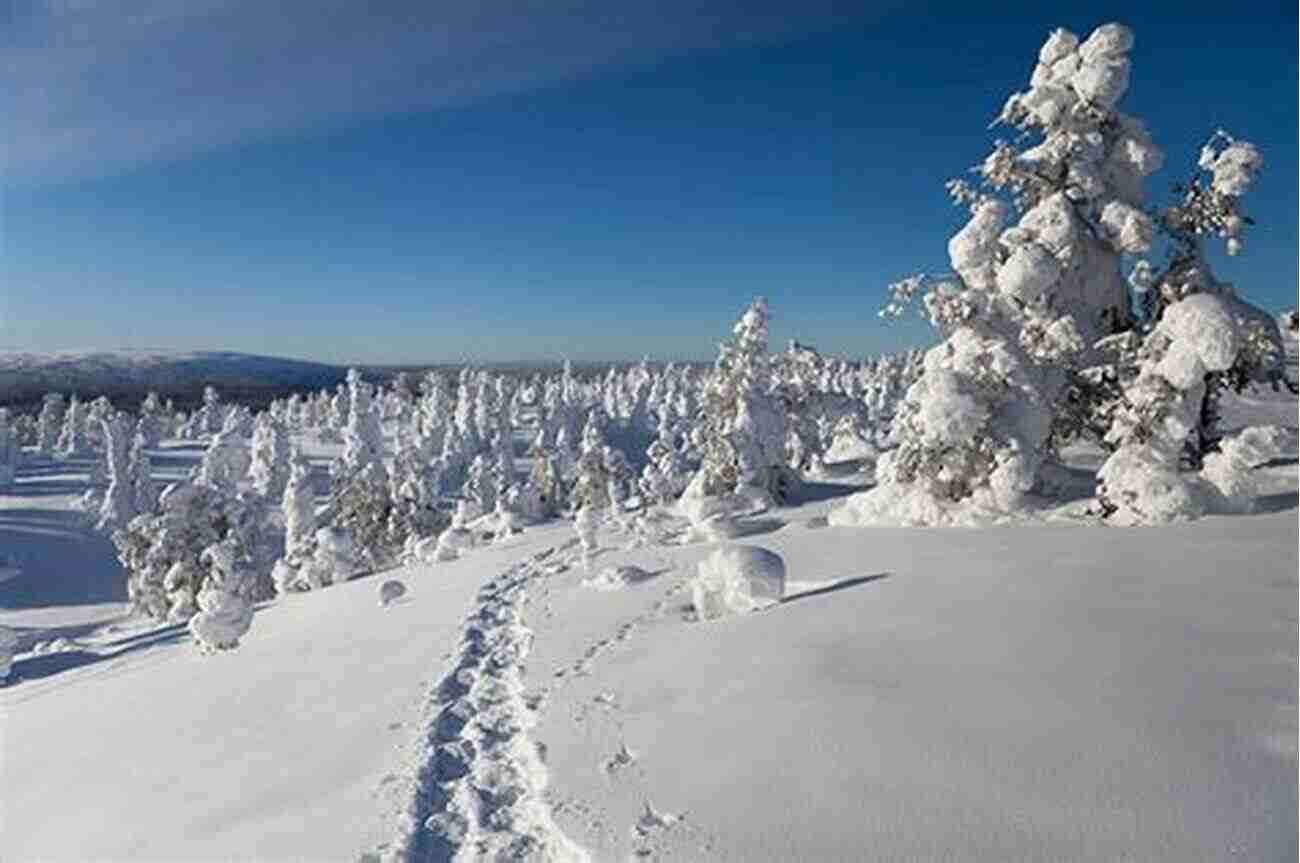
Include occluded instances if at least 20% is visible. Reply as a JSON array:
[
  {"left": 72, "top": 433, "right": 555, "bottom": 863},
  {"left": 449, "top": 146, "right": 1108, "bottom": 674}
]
[{"left": 378, "top": 579, "right": 407, "bottom": 606}]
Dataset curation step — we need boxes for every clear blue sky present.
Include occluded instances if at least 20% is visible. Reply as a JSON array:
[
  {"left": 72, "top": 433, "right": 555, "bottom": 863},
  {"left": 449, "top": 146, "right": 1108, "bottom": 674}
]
[{"left": 3, "top": 1, "right": 1296, "bottom": 364}]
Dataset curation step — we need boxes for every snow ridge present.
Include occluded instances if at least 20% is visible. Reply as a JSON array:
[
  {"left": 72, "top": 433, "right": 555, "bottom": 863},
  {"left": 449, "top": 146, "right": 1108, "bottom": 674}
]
[{"left": 383, "top": 550, "right": 589, "bottom": 863}]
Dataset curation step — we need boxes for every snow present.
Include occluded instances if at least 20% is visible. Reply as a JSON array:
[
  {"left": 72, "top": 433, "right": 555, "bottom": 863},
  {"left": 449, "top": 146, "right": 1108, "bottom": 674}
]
[{"left": 1, "top": 383, "right": 1296, "bottom": 860}]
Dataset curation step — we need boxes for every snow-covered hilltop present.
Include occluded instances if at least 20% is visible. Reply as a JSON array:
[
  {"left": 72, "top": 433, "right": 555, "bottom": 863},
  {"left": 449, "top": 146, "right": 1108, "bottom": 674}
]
[{"left": 0, "top": 349, "right": 348, "bottom": 410}]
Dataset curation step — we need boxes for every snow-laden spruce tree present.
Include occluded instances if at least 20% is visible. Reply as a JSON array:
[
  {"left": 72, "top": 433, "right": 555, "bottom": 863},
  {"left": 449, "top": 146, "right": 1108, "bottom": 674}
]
[
  {"left": 1092, "top": 132, "right": 1283, "bottom": 523},
  {"left": 195, "top": 411, "right": 251, "bottom": 495},
  {"left": 113, "top": 481, "right": 228, "bottom": 620},
  {"left": 195, "top": 386, "right": 224, "bottom": 437},
  {"left": 271, "top": 448, "right": 319, "bottom": 595},
  {"left": 525, "top": 429, "right": 566, "bottom": 519},
  {"left": 96, "top": 414, "right": 136, "bottom": 532},
  {"left": 248, "top": 412, "right": 290, "bottom": 500},
  {"left": 690, "top": 297, "right": 796, "bottom": 505},
  {"left": 834, "top": 23, "right": 1175, "bottom": 526},
  {"left": 386, "top": 432, "right": 446, "bottom": 555},
  {"left": 639, "top": 412, "right": 689, "bottom": 506},
  {"left": 128, "top": 428, "right": 158, "bottom": 516},
  {"left": 188, "top": 537, "right": 255, "bottom": 651},
  {"left": 36, "top": 393, "right": 65, "bottom": 455},
  {"left": 58, "top": 395, "right": 92, "bottom": 456},
  {"left": 136, "top": 392, "right": 166, "bottom": 448},
  {"left": 571, "top": 408, "right": 616, "bottom": 567},
  {"left": 339, "top": 368, "right": 385, "bottom": 479}
]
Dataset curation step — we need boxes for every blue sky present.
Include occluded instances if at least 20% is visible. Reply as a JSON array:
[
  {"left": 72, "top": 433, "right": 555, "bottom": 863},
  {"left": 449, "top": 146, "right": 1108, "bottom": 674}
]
[{"left": 3, "top": 1, "right": 1296, "bottom": 364}]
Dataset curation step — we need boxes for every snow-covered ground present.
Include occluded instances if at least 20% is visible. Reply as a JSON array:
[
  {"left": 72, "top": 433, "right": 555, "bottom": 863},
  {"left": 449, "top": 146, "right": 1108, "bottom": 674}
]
[{"left": 2, "top": 392, "right": 1296, "bottom": 861}]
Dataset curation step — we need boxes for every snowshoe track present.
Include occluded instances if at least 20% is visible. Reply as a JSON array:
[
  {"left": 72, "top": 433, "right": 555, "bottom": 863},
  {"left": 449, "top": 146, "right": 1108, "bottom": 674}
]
[{"left": 382, "top": 551, "right": 589, "bottom": 862}]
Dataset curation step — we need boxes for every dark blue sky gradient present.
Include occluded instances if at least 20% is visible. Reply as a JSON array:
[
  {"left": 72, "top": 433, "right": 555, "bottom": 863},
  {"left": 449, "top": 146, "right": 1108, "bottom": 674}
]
[{"left": 4, "top": 1, "right": 1295, "bottom": 363}]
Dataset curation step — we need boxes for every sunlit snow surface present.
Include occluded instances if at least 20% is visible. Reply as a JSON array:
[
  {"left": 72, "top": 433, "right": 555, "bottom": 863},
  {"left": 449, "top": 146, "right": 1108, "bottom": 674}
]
[{"left": 1, "top": 384, "right": 1295, "bottom": 861}]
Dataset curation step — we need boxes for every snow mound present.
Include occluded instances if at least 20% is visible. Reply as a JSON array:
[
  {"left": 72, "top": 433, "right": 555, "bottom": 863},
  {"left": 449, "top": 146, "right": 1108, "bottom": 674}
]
[{"left": 690, "top": 545, "right": 786, "bottom": 621}]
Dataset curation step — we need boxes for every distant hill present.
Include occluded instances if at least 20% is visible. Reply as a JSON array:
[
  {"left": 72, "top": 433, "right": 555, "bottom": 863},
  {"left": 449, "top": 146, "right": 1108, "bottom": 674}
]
[{"left": 0, "top": 350, "right": 349, "bottom": 413}]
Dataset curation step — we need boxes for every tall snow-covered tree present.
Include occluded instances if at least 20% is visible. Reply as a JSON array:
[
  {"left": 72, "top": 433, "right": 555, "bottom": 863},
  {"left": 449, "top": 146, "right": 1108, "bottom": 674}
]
[
  {"left": 58, "top": 395, "right": 91, "bottom": 456},
  {"left": 128, "top": 427, "right": 158, "bottom": 516},
  {"left": 36, "top": 393, "right": 65, "bottom": 455},
  {"left": 96, "top": 414, "right": 136, "bottom": 532},
  {"left": 0, "top": 410, "right": 20, "bottom": 488},
  {"left": 692, "top": 297, "right": 796, "bottom": 503},
  {"left": 271, "top": 448, "right": 319, "bottom": 595},
  {"left": 834, "top": 22, "right": 1208, "bottom": 526},
  {"left": 195, "top": 412, "right": 251, "bottom": 495},
  {"left": 249, "top": 412, "right": 291, "bottom": 500},
  {"left": 340, "top": 368, "right": 384, "bottom": 479},
  {"left": 136, "top": 392, "right": 166, "bottom": 447}
]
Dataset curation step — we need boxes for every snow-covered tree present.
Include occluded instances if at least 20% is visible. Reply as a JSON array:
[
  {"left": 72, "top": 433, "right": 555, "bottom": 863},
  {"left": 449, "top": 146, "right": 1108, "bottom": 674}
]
[
  {"left": 136, "top": 392, "right": 167, "bottom": 447},
  {"left": 58, "top": 395, "right": 91, "bottom": 456},
  {"left": 113, "top": 481, "right": 229, "bottom": 621},
  {"left": 188, "top": 537, "right": 255, "bottom": 651},
  {"left": 128, "top": 428, "right": 158, "bottom": 516},
  {"left": 463, "top": 453, "right": 497, "bottom": 516},
  {"left": 195, "top": 412, "right": 251, "bottom": 495},
  {"left": 330, "top": 461, "right": 393, "bottom": 572},
  {"left": 693, "top": 298, "right": 796, "bottom": 504},
  {"left": 195, "top": 386, "right": 225, "bottom": 437},
  {"left": 96, "top": 414, "right": 136, "bottom": 532},
  {"left": 271, "top": 449, "right": 319, "bottom": 595},
  {"left": 339, "top": 369, "right": 384, "bottom": 479},
  {"left": 638, "top": 413, "right": 689, "bottom": 505},
  {"left": 248, "top": 412, "right": 291, "bottom": 500},
  {"left": 525, "top": 430, "right": 565, "bottom": 519},
  {"left": 0, "top": 410, "right": 20, "bottom": 488},
  {"left": 832, "top": 22, "right": 1263, "bottom": 526},
  {"left": 36, "top": 393, "right": 65, "bottom": 455}
]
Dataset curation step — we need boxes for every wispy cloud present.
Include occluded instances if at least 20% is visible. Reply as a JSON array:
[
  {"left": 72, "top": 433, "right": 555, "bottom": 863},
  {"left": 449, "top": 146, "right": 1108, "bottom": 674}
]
[{"left": 3, "top": 0, "right": 843, "bottom": 186}]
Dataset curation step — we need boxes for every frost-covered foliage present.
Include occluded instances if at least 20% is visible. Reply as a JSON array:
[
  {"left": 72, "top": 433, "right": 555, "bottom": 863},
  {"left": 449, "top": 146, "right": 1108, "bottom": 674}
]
[
  {"left": 330, "top": 461, "right": 394, "bottom": 572},
  {"left": 249, "top": 412, "right": 290, "bottom": 500},
  {"left": 188, "top": 537, "right": 255, "bottom": 651},
  {"left": 690, "top": 545, "right": 786, "bottom": 621},
  {"left": 37, "top": 393, "right": 65, "bottom": 455}
]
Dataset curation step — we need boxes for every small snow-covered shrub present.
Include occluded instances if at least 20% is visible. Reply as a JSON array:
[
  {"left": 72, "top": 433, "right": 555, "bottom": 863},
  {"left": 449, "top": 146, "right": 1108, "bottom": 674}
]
[
  {"left": 1201, "top": 425, "right": 1285, "bottom": 514},
  {"left": 690, "top": 545, "right": 786, "bottom": 621},
  {"left": 188, "top": 538, "right": 255, "bottom": 652}
]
